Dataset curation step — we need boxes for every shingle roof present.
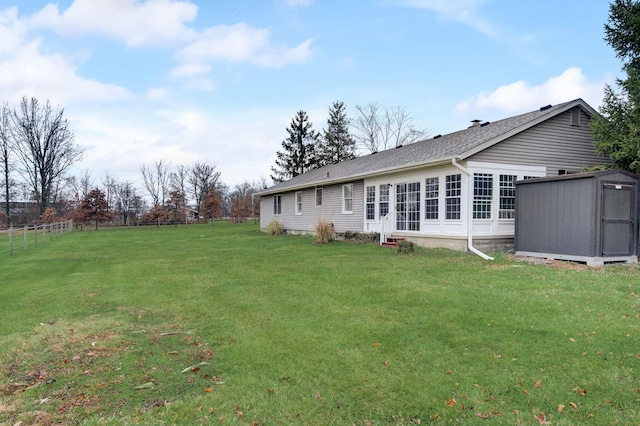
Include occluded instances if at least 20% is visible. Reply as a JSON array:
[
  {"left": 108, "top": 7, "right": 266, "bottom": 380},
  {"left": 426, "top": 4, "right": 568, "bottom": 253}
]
[{"left": 257, "top": 98, "right": 595, "bottom": 195}]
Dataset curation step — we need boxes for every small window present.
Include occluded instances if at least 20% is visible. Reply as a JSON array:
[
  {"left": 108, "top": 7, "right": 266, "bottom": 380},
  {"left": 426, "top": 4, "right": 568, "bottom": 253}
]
[
  {"left": 424, "top": 177, "right": 439, "bottom": 220},
  {"left": 570, "top": 108, "right": 581, "bottom": 126},
  {"left": 343, "top": 184, "right": 353, "bottom": 214},
  {"left": 316, "top": 187, "right": 323, "bottom": 207},
  {"left": 365, "top": 186, "right": 375, "bottom": 220},
  {"left": 273, "top": 195, "right": 282, "bottom": 215},
  {"left": 445, "top": 174, "right": 461, "bottom": 220},
  {"left": 379, "top": 184, "right": 389, "bottom": 218},
  {"left": 295, "top": 191, "right": 302, "bottom": 215}
]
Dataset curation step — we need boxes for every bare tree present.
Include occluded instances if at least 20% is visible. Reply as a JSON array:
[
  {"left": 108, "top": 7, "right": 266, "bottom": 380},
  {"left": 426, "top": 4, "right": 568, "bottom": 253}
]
[
  {"left": 170, "top": 164, "right": 189, "bottom": 201},
  {"left": 352, "top": 103, "right": 429, "bottom": 153},
  {"left": 114, "top": 180, "right": 138, "bottom": 225},
  {"left": 0, "top": 102, "right": 12, "bottom": 223},
  {"left": 188, "top": 161, "right": 221, "bottom": 214},
  {"left": 140, "top": 160, "right": 171, "bottom": 207},
  {"left": 10, "top": 96, "right": 83, "bottom": 215}
]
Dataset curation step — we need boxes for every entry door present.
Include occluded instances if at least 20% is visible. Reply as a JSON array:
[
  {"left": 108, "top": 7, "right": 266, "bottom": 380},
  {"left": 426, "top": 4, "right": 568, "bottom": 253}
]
[{"left": 601, "top": 182, "right": 637, "bottom": 256}]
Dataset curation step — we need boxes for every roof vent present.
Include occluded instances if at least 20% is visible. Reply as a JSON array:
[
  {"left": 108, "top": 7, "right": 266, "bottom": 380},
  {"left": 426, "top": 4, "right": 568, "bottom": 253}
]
[
  {"left": 470, "top": 119, "right": 482, "bottom": 127},
  {"left": 433, "top": 134, "right": 442, "bottom": 139},
  {"left": 395, "top": 144, "right": 403, "bottom": 149},
  {"left": 480, "top": 121, "right": 491, "bottom": 127},
  {"left": 539, "top": 104, "right": 552, "bottom": 111}
]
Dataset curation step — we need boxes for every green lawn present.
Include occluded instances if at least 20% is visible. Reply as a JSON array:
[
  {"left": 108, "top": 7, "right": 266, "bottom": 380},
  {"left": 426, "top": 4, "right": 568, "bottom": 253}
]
[{"left": 0, "top": 222, "right": 638, "bottom": 425}]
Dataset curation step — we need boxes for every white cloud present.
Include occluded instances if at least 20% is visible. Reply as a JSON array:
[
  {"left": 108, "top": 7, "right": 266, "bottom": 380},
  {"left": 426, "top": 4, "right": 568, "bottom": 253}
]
[
  {"left": 455, "top": 67, "right": 608, "bottom": 116},
  {"left": 0, "top": 39, "right": 130, "bottom": 105},
  {"left": 177, "top": 23, "right": 313, "bottom": 69},
  {"left": 28, "top": 0, "right": 197, "bottom": 48}
]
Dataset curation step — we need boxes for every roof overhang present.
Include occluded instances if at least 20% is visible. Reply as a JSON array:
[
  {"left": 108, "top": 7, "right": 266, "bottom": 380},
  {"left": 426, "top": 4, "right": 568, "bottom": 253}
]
[{"left": 254, "top": 157, "right": 453, "bottom": 196}]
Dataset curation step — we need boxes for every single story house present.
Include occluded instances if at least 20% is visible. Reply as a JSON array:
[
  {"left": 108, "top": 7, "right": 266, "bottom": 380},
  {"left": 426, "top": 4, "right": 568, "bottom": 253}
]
[{"left": 256, "top": 98, "right": 611, "bottom": 257}]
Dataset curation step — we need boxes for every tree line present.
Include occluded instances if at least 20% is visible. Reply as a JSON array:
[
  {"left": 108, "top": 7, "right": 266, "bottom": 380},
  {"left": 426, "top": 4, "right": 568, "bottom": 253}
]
[{"left": 0, "top": 96, "right": 265, "bottom": 227}]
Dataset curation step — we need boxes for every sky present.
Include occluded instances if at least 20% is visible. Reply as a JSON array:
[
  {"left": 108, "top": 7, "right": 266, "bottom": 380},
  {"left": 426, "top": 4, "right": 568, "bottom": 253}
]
[{"left": 0, "top": 0, "right": 623, "bottom": 191}]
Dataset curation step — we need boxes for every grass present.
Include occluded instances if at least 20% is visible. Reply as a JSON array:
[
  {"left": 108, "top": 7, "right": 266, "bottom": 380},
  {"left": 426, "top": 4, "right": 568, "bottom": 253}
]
[{"left": 0, "top": 222, "right": 638, "bottom": 425}]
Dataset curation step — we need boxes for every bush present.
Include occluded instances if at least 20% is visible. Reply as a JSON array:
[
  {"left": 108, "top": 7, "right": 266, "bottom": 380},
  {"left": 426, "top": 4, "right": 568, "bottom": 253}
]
[
  {"left": 314, "top": 220, "right": 335, "bottom": 244},
  {"left": 267, "top": 220, "right": 283, "bottom": 235},
  {"left": 396, "top": 240, "right": 415, "bottom": 254}
]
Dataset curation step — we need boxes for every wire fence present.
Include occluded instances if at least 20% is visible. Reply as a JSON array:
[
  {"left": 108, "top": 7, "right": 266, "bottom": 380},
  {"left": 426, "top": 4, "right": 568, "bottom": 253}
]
[{"left": 0, "top": 220, "right": 74, "bottom": 258}]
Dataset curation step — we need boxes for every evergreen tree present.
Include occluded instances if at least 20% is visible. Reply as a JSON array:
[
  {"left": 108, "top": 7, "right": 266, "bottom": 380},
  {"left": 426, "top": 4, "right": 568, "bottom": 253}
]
[
  {"left": 318, "top": 101, "right": 357, "bottom": 166},
  {"left": 270, "top": 110, "right": 320, "bottom": 183},
  {"left": 592, "top": 0, "right": 640, "bottom": 173}
]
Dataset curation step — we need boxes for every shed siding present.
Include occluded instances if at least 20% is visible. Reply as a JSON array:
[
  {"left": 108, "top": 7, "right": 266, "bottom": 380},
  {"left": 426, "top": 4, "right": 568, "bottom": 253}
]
[{"left": 471, "top": 108, "right": 609, "bottom": 174}]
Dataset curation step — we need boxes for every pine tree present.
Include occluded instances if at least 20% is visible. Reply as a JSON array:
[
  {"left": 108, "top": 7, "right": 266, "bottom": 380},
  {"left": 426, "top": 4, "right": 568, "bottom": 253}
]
[
  {"left": 318, "top": 101, "right": 357, "bottom": 166},
  {"left": 592, "top": 0, "right": 640, "bottom": 173},
  {"left": 270, "top": 110, "right": 320, "bottom": 183}
]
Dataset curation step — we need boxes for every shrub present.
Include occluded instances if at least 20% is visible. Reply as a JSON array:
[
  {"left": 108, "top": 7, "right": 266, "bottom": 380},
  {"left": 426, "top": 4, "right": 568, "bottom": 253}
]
[
  {"left": 396, "top": 240, "right": 415, "bottom": 254},
  {"left": 267, "top": 220, "right": 283, "bottom": 235},
  {"left": 314, "top": 220, "right": 335, "bottom": 244}
]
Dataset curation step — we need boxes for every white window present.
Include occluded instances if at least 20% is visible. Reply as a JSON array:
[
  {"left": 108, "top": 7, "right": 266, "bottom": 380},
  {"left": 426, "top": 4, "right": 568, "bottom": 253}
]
[
  {"left": 424, "top": 177, "right": 439, "bottom": 220},
  {"left": 365, "top": 186, "right": 375, "bottom": 220},
  {"left": 273, "top": 195, "right": 282, "bottom": 215},
  {"left": 499, "top": 175, "right": 516, "bottom": 219},
  {"left": 379, "top": 184, "right": 389, "bottom": 218},
  {"left": 396, "top": 182, "right": 421, "bottom": 231},
  {"left": 342, "top": 184, "right": 353, "bottom": 214},
  {"left": 473, "top": 173, "right": 493, "bottom": 219},
  {"left": 316, "top": 187, "right": 323, "bottom": 207},
  {"left": 295, "top": 191, "right": 302, "bottom": 215},
  {"left": 445, "top": 174, "right": 461, "bottom": 220}
]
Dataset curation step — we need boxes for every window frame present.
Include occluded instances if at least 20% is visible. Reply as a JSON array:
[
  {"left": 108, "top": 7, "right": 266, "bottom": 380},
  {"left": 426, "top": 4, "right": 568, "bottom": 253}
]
[
  {"left": 445, "top": 174, "right": 462, "bottom": 220},
  {"left": 379, "top": 184, "right": 389, "bottom": 218},
  {"left": 295, "top": 191, "right": 302, "bottom": 215},
  {"left": 315, "top": 186, "right": 323, "bottom": 207},
  {"left": 365, "top": 185, "right": 375, "bottom": 220},
  {"left": 342, "top": 184, "right": 353, "bottom": 214},
  {"left": 498, "top": 174, "right": 516, "bottom": 219},
  {"left": 273, "top": 194, "right": 282, "bottom": 216},
  {"left": 424, "top": 176, "right": 439, "bottom": 220},
  {"left": 473, "top": 173, "right": 493, "bottom": 219}
]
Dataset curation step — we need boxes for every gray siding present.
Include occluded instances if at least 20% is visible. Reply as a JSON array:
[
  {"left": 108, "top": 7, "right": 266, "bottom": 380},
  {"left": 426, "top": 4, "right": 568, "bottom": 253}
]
[
  {"left": 471, "top": 108, "right": 610, "bottom": 175},
  {"left": 259, "top": 180, "right": 364, "bottom": 233}
]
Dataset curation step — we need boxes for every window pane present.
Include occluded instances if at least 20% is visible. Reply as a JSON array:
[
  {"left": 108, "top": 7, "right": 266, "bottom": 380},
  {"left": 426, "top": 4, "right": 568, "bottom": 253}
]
[
  {"left": 445, "top": 174, "right": 461, "bottom": 220},
  {"left": 379, "top": 185, "right": 389, "bottom": 218},
  {"left": 499, "top": 175, "right": 516, "bottom": 219},
  {"left": 366, "top": 186, "right": 375, "bottom": 220},
  {"left": 425, "top": 177, "right": 439, "bottom": 220},
  {"left": 473, "top": 173, "right": 492, "bottom": 219}
]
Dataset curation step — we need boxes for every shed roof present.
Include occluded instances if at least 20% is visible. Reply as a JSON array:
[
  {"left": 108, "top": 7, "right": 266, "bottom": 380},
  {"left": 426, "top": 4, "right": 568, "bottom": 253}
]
[
  {"left": 515, "top": 168, "right": 640, "bottom": 186},
  {"left": 258, "top": 98, "right": 596, "bottom": 196}
]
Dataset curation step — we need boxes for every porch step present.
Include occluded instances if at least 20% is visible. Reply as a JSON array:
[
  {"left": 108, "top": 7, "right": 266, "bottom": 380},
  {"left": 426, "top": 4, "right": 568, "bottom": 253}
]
[{"left": 381, "top": 237, "right": 405, "bottom": 247}]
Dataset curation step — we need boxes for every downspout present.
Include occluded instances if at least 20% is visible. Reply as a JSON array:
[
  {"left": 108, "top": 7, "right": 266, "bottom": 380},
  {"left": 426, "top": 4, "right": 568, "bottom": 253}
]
[{"left": 451, "top": 158, "right": 494, "bottom": 261}]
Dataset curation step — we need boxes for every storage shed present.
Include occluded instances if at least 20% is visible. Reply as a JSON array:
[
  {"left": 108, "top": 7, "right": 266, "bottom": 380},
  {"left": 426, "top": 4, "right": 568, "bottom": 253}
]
[{"left": 515, "top": 169, "right": 639, "bottom": 266}]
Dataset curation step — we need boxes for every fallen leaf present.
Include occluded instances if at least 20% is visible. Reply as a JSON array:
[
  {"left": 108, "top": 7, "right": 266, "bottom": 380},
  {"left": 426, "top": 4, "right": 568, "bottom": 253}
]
[
  {"left": 446, "top": 398, "right": 456, "bottom": 407},
  {"left": 569, "top": 402, "right": 577, "bottom": 409},
  {"left": 558, "top": 404, "right": 564, "bottom": 413},
  {"left": 534, "top": 381, "right": 542, "bottom": 388},
  {"left": 383, "top": 360, "right": 389, "bottom": 368},
  {"left": 204, "top": 387, "right": 212, "bottom": 393},
  {"left": 534, "top": 412, "right": 550, "bottom": 425},
  {"left": 180, "top": 362, "right": 210, "bottom": 373},
  {"left": 373, "top": 342, "right": 381, "bottom": 347},
  {"left": 234, "top": 405, "right": 243, "bottom": 417}
]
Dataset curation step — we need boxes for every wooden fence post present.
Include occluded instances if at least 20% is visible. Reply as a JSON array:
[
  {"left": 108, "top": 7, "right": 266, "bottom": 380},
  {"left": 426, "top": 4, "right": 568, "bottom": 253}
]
[
  {"left": 9, "top": 226, "right": 13, "bottom": 256},
  {"left": 24, "top": 226, "right": 27, "bottom": 250},
  {"left": 35, "top": 224, "right": 38, "bottom": 247}
]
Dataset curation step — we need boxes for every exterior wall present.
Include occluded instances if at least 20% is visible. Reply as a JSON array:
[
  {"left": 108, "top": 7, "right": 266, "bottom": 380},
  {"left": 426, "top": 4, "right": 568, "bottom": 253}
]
[
  {"left": 259, "top": 180, "right": 364, "bottom": 233},
  {"left": 363, "top": 162, "right": 546, "bottom": 241},
  {"left": 471, "top": 107, "right": 610, "bottom": 175}
]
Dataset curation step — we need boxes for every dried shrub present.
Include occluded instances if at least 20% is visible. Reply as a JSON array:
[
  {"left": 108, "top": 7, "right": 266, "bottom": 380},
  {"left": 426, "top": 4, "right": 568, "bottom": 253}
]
[
  {"left": 267, "top": 220, "right": 283, "bottom": 235},
  {"left": 396, "top": 240, "right": 415, "bottom": 254},
  {"left": 314, "top": 220, "right": 335, "bottom": 244}
]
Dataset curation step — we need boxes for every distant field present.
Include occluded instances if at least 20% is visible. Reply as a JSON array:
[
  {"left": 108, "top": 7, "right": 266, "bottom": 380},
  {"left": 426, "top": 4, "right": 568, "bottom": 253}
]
[{"left": 0, "top": 222, "right": 638, "bottom": 425}]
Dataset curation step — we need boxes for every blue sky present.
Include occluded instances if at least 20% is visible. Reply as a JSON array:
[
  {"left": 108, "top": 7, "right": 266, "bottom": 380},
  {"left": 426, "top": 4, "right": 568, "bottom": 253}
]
[{"left": 0, "top": 0, "right": 621, "bottom": 188}]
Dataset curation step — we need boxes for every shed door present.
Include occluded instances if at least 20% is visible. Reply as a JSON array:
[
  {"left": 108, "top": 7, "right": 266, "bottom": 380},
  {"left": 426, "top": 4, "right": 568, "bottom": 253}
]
[{"left": 601, "top": 182, "right": 637, "bottom": 256}]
